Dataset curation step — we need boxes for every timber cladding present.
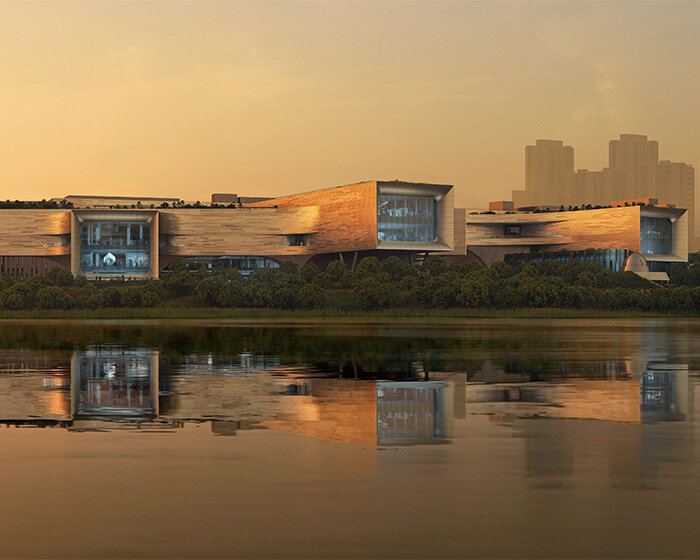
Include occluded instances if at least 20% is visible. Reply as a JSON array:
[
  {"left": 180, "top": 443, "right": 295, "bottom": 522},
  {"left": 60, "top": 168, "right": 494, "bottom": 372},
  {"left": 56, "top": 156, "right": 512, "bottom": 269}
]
[
  {"left": 247, "top": 182, "right": 378, "bottom": 253},
  {"left": 544, "top": 206, "right": 641, "bottom": 252},
  {"left": 467, "top": 206, "right": 642, "bottom": 253},
  {"left": 159, "top": 206, "right": 321, "bottom": 257},
  {"left": 0, "top": 210, "right": 71, "bottom": 256}
]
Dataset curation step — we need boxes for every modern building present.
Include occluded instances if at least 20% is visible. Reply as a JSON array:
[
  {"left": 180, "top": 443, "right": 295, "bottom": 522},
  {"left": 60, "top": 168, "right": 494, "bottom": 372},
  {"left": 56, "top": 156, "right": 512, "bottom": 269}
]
[
  {"left": 0, "top": 180, "right": 461, "bottom": 280},
  {"left": 466, "top": 201, "right": 688, "bottom": 282},
  {"left": 512, "top": 135, "right": 697, "bottom": 251},
  {"left": 0, "top": 178, "right": 690, "bottom": 283}
]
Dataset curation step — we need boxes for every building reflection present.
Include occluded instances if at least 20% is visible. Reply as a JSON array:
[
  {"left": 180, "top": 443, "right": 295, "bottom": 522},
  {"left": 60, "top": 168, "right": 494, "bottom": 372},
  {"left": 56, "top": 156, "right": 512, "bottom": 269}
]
[
  {"left": 0, "top": 342, "right": 693, "bottom": 457},
  {"left": 640, "top": 363, "right": 690, "bottom": 423},
  {"left": 261, "top": 380, "right": 453, "bottom": 445},
  {"left": 458, "top": 332, "right": 694, "bottom": 489},
  {"left": 0, "top": 349, "right": 454, "bottom": 446},
  {"left": 464, "top": 358, "right": 692, "bottom": 426},
  {"left": 71, "top": 349, "right": 159, "bottom": 419}
]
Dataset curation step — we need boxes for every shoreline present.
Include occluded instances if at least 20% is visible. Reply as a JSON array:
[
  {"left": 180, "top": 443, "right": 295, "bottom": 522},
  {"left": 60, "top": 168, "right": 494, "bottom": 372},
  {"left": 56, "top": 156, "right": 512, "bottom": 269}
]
[{"left": 0, "top": 307, "right": 696, "bottom": 320}]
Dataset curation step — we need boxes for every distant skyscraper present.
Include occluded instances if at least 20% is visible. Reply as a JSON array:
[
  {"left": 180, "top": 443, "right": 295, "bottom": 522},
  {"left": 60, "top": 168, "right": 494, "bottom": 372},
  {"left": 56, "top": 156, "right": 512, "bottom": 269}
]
[
  {"left": 512, "top": 134, "right": 697, "bottom": 251},
  {"left": 524, "top": 139, "right": 574, "bottom": 206}
]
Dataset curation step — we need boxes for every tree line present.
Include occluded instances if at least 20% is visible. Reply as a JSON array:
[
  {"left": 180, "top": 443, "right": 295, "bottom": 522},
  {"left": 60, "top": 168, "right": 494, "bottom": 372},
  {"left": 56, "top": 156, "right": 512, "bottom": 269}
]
[{"left": 0, "top": 255, "right": 698, "bottom": 313}]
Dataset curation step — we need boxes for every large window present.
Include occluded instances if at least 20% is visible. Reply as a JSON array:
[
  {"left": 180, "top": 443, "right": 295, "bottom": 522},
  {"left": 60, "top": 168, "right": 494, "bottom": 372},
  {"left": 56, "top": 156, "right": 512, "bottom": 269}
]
[
  {"left": 377, "top": 194, "right": 436, "bottom": 243},
  {"left": 171, "top": 256, "right": 279, "bottom": 276},
  {"left": 504, "top": 248, "right": 631, "bottom": 272},
  {"left": 640, "top": 217, "right": 672, "bottom": 255},
  {"left": 79, "top": 222, "right": 150, "bottom": 274}
]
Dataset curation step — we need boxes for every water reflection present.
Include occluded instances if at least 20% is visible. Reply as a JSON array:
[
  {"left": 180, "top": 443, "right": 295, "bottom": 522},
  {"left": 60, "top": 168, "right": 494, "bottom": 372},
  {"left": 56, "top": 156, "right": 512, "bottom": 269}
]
[
  {"left": 0, "top": 347, "right": 455, "bottom": 445},
  {"left": 1, "top": 320, "right": 698, "bottom": 558},
  {"left": 0, "top": 320, "right": 696, "bottom": 446},
  {"left": 72, "top": 348, "right": 158, "bottom": 419}
]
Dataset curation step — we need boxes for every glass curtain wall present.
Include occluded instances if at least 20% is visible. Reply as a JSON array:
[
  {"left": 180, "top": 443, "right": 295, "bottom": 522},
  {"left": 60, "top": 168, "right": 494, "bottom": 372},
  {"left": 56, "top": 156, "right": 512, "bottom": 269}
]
[
  {"left": 172, "top": 256, "right": 279, "bottom": 276},
  {"left": 80, "top": 222, "right": 150, "bottom": 274},
  {"left": 640, "top": 217, "right": 672, "bottom": 255},
  {"left": 377, "top": 195, "right": 436, "bottom": 242},
  {"left": 504, "top": 249, "right": 631, "bottom": 272}
]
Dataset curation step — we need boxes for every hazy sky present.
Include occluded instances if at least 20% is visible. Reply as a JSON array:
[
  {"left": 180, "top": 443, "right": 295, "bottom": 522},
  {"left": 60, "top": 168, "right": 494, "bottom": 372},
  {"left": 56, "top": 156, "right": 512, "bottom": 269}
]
[{"left": 1, "top": 0, "right": 699, "bottom": 209}]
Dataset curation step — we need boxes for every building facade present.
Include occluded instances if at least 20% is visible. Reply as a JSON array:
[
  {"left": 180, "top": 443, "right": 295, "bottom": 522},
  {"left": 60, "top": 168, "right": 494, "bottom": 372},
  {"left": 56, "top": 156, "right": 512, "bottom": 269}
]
[
  {"left": 466, "top": 203, "right": 687, "bottom": 282},
  {"left": 0, "top": 179, "right": 689, "bottom": 283},
  {"left": 0, "top": 180, "right": 460, "bottom": 280}
]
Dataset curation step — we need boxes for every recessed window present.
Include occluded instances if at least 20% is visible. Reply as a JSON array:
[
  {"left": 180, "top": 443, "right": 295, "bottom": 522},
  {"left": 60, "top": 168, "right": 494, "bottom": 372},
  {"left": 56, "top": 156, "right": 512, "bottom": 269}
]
[
  {"left": 377, "top": 194, "right": 436, "bottom": 242},
  {"left": 640, "top": 217, "right": 672, "bottom": 255},
  {"left": 288, "top": 234, "right": 308, "bottom": 246},
  {"left": 504, "top": 225, "right": 521, "bottom": 237},
  {"left": 79, "top": 222, "right": 151, "bottom": 274}
]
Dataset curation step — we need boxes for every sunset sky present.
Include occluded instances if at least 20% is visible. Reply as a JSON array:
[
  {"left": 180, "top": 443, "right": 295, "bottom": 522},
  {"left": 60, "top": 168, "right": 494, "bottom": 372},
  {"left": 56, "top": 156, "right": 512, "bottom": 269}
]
[{"left": 1, "top": 0, "right": 699, "bottom": 212}]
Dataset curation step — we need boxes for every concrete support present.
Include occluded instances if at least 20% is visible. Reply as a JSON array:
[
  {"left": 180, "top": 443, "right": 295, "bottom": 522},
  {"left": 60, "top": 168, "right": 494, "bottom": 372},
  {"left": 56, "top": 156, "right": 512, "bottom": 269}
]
[
  {"left": 70, "top": 212, "right": 80, "bottom": 277},
  {"left": 149, "top": 212, "right": 159, "bottom": 279}
]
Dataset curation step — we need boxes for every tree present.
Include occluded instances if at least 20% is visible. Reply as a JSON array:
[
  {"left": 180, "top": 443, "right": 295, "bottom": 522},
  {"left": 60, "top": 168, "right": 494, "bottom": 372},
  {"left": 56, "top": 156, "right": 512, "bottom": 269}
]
[
  {"left": 36, "top": 286, "right": 73, "bottom": 309},
  {"left": 300, "top": 262, "right": 321, "bottom": 283},
  {"left": 433, "top": 286, "right": 457, "bottom": 308},
  {"left": 456, "top": 277, "right": 491, "bottom": 307},
  {"left": 421, "top": 256, "right": 447, "bottom": 277},
  {"left": 489, "top": 261, "right": 514, "bottom": 280},
  {"left": 279, "top": 261, "right": 299, "bottom": 275},
  {"left": 121, "top": 287, "right": 143, "bottom": 308},
  {"left": 381, "top": 256, "right": 414, "bottom": 280},
  {"left": 575, "top": 271, "right": 596, "bottom": 287},
  {"left": 325, "top": 260, "right": 351, "bottom": 288},
  {"left": 561, "top": 285, "right": 597, "bottom": 309},
  {"left": 1, "top": 284, "right": 29, "bottom": 310},
  {"left": 517, "top": 278, "right": 560, "bottom": 307},
  {"left": 217, "top": 282, "right": 245, "bottom": 307},
  {"left": 298, "top": 284, "right": 325, "bottom": 309},
  {"left": 141, "top": 290, "right": 161, "bottom": 308},
  {"left": 354, "top": 277, "right": 399, "bottom": 309},
  {"left": 197, "top": 276, "right": 226, "bottom": 306},
  {"left": 354, "top": 257, "right": 380, "bottom": 276},
  {"left": 46, "top": 267, "right": 74, "bottom": 287},
  {"left": 102, "top": 287, "right": 123, "bottom": 307},
  {"left": 163, "top": 270, "right": 198, "bottom": 297},
  {"left": 615, "top": 271, "right": 652, "bottom": 289},
  {"left": 0, "top": 275, "right": 14, "bottom": 291}
]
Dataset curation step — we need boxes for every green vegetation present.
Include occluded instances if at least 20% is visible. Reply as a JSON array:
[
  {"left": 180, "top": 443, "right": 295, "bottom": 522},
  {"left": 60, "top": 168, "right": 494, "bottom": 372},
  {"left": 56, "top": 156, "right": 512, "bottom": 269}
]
[
  {"left": 1, "top": 254, "right": 699, "bottom": 315},
  {"left": 0, "top": 199, "right": 73, "bottom": 209},
  {"left": 670, "top": 251, "right": 700, "bottom": 287}
]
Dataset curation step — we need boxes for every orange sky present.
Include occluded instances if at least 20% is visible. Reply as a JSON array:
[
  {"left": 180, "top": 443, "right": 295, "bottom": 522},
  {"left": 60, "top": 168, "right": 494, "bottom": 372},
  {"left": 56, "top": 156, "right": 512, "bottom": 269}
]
[{"left": 1, "top": 0, "right": 699, "bottom": 212}]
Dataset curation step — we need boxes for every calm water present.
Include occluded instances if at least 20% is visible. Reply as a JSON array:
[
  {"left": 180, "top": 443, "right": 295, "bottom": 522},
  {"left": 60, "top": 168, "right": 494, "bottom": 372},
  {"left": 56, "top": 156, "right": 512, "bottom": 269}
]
[{"left": 1, "top": 318, "right": 699, "bottom": 558}]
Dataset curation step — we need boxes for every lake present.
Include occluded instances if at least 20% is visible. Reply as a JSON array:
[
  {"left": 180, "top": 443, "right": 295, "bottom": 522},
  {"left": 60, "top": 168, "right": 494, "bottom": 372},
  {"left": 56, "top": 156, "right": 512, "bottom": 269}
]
[{"left": 0, "top": 318, "right": 698, "bottom": 558}]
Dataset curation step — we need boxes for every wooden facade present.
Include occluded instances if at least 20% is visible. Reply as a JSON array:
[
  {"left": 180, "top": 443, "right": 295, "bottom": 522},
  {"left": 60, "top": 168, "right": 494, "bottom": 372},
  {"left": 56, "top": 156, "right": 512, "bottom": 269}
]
[
  {"left": 3, "top": 181, "right": 686, "bottom": 280},
  {"left": 466, "top": 205, "right": 687, "bottom": 266},
  {"left": 0, "top": 181, "right": 457, "bottom": 279},
  {"left": 248, "top": 181, "right": 379, "bottom": 254}
]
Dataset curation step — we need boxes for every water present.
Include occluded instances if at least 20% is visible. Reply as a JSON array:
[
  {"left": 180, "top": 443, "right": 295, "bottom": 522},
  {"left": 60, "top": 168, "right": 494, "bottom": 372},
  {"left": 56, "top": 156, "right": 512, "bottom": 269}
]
[{"left": 0, "top": 318, "right": 698, "bottom": 558}]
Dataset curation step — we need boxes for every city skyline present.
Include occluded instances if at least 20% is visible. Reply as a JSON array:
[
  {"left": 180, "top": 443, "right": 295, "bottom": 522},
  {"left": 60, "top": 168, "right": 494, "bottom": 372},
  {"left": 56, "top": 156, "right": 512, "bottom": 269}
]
[
  {"left": 512, "top": 134, "right": 697, "bottom": 249},
  {"left": 1, "top": 1, "right": 699, "bottom": 221}
]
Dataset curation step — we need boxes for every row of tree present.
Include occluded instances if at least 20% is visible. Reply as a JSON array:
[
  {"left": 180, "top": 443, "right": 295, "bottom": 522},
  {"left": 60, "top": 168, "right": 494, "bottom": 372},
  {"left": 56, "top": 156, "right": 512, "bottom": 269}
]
[{"left": 0, "top": 255, "right": 698, "bottom": 313}]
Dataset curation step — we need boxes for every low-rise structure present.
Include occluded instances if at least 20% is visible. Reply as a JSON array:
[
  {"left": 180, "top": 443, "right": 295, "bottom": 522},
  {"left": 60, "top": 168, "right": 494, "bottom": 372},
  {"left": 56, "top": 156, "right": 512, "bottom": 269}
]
[
  {"left": 0, "top": 180, "right": 460, "bottom": 280},
  {"left": 0, "top": 180, "right": 689, "bottom": 283},
  {"left": 466, "top": 200, "right": 687, "bottom": 281}
]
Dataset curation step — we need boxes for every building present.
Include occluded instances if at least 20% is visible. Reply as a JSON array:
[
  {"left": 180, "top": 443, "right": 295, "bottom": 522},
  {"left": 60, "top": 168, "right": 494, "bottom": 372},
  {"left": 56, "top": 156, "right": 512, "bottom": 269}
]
[
  {"left": 0, "top": 180, "right": 461, "bottom": 280},
  {"left": 466, "top": 201, "right": 687, "bottom": 282},
  {"left": 512, "top": 135, "right": 697, "bottom": 251},
  {"left": 0, "top": 178, "right": 690, "bottom": 283},
  {"left": 520, "top": 139, "right": 575, "bottom": 206}
]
